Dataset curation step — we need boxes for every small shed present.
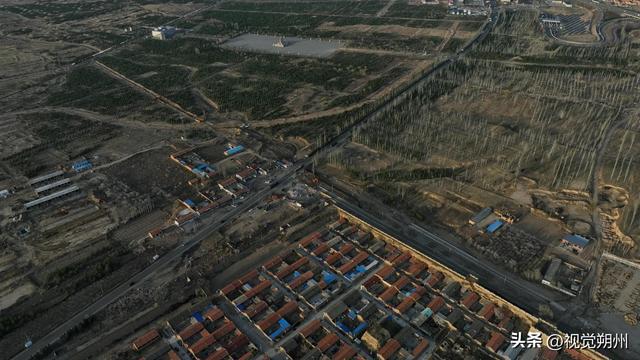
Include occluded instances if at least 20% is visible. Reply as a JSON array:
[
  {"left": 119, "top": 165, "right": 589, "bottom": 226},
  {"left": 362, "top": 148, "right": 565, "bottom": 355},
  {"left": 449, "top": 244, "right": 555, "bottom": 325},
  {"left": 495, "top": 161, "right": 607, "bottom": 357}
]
[
  {"left": 486, "top": 220, "right": 504, "bottom": 234},
  {"left": 469, "top": 207, "right": 492, "bottom": 225}
]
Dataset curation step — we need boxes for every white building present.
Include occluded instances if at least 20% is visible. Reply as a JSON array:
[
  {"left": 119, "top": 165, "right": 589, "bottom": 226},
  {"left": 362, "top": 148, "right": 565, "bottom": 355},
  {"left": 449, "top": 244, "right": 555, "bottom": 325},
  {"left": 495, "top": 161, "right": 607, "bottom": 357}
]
[{"left": 151, "top": 26, "right": 177, "bottom": 40}]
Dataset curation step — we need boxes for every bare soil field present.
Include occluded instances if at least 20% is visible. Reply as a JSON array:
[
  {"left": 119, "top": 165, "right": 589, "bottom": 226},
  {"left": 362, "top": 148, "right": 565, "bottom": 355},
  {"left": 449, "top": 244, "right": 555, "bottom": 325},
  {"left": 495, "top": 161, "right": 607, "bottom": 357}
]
[
  {"left": 100, "top": 147, "right": 193, "bottom": 202},
  {"left": 318, "top": 22, "right": 476, "bottom": 40}
]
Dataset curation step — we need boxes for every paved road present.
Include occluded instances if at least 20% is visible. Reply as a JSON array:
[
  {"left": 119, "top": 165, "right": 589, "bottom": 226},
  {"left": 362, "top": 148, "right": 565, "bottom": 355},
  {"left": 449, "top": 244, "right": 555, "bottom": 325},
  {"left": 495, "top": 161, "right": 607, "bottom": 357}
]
[
  {"left": 319, "top": 185, "right": 563, "bottom": 311},
  {"left": 1, "top": 1, "right": 221, "bottom": 103},
  {"left": 12, "top": 3, "right": 499, "bottom": 359},
  {"left": 12, "top": 168, "right": 295, "bottom": 360}
]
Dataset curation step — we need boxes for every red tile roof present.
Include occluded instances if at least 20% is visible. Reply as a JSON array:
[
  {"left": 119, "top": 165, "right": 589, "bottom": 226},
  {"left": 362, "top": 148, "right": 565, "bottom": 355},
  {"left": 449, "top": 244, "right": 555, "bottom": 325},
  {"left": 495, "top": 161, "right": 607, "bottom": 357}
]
[
  {"left": 204, "top": 308, "right": 224, "bottom": 323},
  {"left": 312, "top": 243, "right": 330, "bottom": 256},
  {"left": 221, "top": 281, "right": 241, "bottom": 296},
  {"left": 326, "top": 252, "right": 343, "bottom": 265},
  {"left": 498, "top": 314, "right": 512, "bottom": 330},
  {"left": 168, "top": 350, "right": 181, "bottom": 360},
  {"left": 263, "top": 256, "right": 283, "bottom": 271},
  {"left": 486, "top": 331, "right": 505, "bottom": 352},
  {"left": 132, "top": 329, "right": 160, "bottom": 351},
  {"left": 412, "top": 339, "right": 430, "bottom": 357},
  {"left": 379, "top": 286, "right": 398, "bottom": 303},
  {"left": 317, "top": 333, "right": 340, "bottom": 352},
  {"left": 382, "top": 244, "right": 400, "bottom": 258},
  {"left": 318, "top": 280, "right": 328, "bottom": 289},
  {"left": 427, "top": 296, "right": 445, "bottom": 312},
  {"left": 211, "top": 321, "right": 235, "bottom": 339},
  {"left": 300, "top": 319, "right": 322, "bottom": 338},
  {"left": 190, "top": 334, "right": 216, "bottom": 355},
  {"left": 461, "top": 291, "right": 479, "bottom": 309},
  {"left": 396, "top": 297, "right": 417, "bottom": 314},
  {"left": 540, "top": 347, "right": 558, "bottom": 360},
  {"left": 222, "top": 270, "right": 259, "bottom": 296},
  {"left": 289, "top": 271, "right": 314, "bottom": 289},
  {"left": 375, "top": 265, "right": 395, "bottom": 280},
  {"left": 396, "top": 288, "right": 425, "bottom": 314},
  {"left": 236, "top": 167, "right": 256, "bottom": 180},
  {"left": 338, "top": 251, "right": 369, "bottom": 274},
  {"left": 236, "top": 352, "right": 253, "bottom": 360},
  {"left": 426, "top": 271, "right": 444, "bottom": 287},
  {"left": 333, "top": 344, "right": 357, "bottom": 360},
  {"left": 176, "top": 212, "right": 197, "bottom": 225},
  {"left": 299, "top": 232, "right": 321, "bottom": 247},
  {"left": 413, "top": 286, "right": 428, "bottom": 297},
  {"left": 179, "top": 322, "right": 204, "bottom": 341},
  {"left": 338, "top": 243, "right": 354, "bottom": 255},
  {"left": 478, "top": 303, "right": 496, "bottom": 321},
  {"left": 225, "top": 333, "right": 249, "bottom": 353},
  {"left": 217, "top": 177, "right": 237, "bottom": 188},
  {"left": 257, "top": 313, "right": 280, "bottom": 331},
  {"left": 276, "top": 257, "right": 309, "bottom": 280},
  {"left": 392, "top": 252, "right": 411, "bottom": 266},
  {"left": 363, "top": 276, "right": 381, "bottom": 289},
  {"left": 276, "top": 301, "right": 299, "bottom": 317},
  {"left": 239, "top": 269, "right": 260, "bottom": 284},
  {"left": 392, "top": 275, "right": 411, "bottom": 290},
  {"left": 245, "top": 301, "right": 268, "bottom": 319},
  {"left": 243, "top": 280, "right": 272, "bottom": 299},
  {"left": 407, "top": 261, "right": 427, "bottom": 277},
  {"left": 378, "top": 339, "right": 401, "bottom": 360},
  {"left": 206, "top": 348, "right": 229, "bottom": 360}
]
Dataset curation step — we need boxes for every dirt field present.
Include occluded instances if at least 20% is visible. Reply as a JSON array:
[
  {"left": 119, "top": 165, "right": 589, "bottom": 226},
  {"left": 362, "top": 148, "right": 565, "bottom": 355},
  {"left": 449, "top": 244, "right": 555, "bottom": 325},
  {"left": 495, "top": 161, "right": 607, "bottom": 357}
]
[
  {"left": 100, "top": 147, "right": 193, "bottom": 202},
  {"left": 318, "top": 22, "right": 476, "bottom": 40},
  {"left": 594, "top": 255, "right": 640, "bottom": 358},
  {"left": 597, "top": 256, "right": 640, "bottom": 314},
  {"left": 223, "top": 33, "right": 343, "bottom": 57}
]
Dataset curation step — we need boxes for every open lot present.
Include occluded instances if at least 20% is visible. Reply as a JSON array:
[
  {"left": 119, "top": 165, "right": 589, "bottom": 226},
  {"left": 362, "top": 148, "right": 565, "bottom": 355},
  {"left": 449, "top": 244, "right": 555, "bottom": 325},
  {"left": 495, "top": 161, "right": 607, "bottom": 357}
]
[
  {"left": 223, "top": 34, "right": 343, "bottom": 57},
  {"left": 97, "top": 36, "right": 423, "bottom": 122}
]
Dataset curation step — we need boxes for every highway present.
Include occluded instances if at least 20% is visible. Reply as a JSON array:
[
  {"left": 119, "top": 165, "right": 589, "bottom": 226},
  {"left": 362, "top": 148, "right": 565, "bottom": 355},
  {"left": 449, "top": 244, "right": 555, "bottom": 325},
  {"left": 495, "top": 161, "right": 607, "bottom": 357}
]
[
  {"left": 542, "top": 0, "right": 640, "bottom": 45},
  {"left": 12, "top": 3, "right": 499, "bottom": 359}
]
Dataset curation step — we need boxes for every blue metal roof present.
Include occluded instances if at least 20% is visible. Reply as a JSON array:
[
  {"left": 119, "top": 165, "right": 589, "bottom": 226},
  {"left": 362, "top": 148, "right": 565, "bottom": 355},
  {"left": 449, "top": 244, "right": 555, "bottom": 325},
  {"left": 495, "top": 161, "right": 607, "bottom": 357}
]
[
  {"left": 563, "top": 234, "right": 590, "bottom": 247},
  {"left": 225, "top": 145, "right": 245, "bottom": 156},
  {"left": 72, "top": 160, "right": 92, "bottom": 172},
  {"left": 269, "top": 319, "right": 290, "bottom": 340},
  {"left": 337, "top": 321, "right": 350, "bottom": 333},
  {"left": 471, "top": 207, "right": 492, "bottom": 223},
  {"left": 322, "top": 271, "right": 337, "bottom": 284},
  {"left": 192, "top": 311, "right": 204, "bottom": 323},
  {"left": 352, "top": 322, "right": 367, "bottom": 336},
  {"left": 486, "top": 220, "right": 504, "bottom": 234}
]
